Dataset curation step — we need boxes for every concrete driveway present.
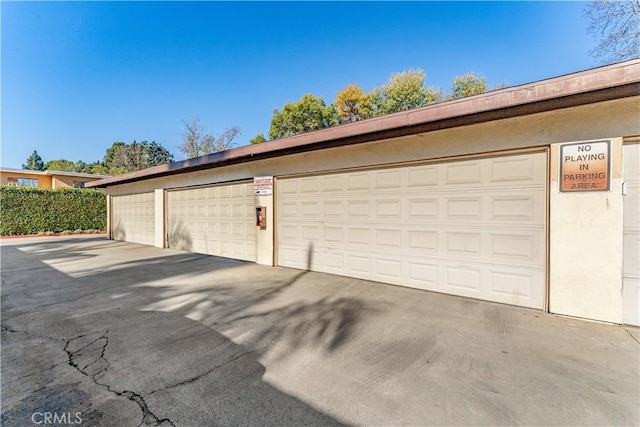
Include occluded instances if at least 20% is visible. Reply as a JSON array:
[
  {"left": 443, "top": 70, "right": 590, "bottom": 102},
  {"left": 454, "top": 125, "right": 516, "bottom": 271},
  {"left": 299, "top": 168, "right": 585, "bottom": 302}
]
[{"left": 1, "top": 236, "right": 638, "bottom": 426}]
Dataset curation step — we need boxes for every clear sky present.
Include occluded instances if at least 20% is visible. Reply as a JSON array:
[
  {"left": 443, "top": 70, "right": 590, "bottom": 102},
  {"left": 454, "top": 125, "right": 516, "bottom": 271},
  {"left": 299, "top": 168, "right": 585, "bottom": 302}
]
[{"left": 1, "top": 1, "right": 597, "bottom": 169}]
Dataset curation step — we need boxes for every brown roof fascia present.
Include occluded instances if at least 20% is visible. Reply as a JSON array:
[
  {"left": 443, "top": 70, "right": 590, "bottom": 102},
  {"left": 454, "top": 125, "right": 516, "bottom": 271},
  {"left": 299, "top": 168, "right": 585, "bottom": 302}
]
[{"left": 88, "top": 59, "right": 640, "bottom": 188}]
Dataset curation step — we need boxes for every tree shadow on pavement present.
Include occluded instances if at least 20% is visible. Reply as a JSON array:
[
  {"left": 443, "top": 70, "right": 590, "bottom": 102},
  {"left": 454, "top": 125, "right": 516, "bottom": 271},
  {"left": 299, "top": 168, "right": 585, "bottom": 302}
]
[
  {"left": 1, "top": 237, "right": 379, "bottom": 425},
  {"left": 6, "top": 237, "right": 380, "bottom": 362}
]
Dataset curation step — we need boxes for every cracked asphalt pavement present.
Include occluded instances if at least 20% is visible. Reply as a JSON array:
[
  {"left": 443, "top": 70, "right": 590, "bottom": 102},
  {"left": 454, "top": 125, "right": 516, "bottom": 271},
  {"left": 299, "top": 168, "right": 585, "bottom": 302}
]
[{"left": 1, "top": 235, "right": 639, "bottom": 426}]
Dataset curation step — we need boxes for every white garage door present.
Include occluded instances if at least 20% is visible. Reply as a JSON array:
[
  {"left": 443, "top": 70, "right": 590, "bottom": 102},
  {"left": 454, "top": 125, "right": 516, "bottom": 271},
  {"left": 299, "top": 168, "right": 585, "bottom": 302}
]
[
  {"left": 278, "top": 152, "right": 547, "bottom": 309},
  {"left": 111, "top": 192, "right": 155, "bottom": 246},
  {"left": 623, "top": 143, "right": 640, "bottom": 326},
  {"left": 167, "top": 182, "right": 256, "bottom": 262}
]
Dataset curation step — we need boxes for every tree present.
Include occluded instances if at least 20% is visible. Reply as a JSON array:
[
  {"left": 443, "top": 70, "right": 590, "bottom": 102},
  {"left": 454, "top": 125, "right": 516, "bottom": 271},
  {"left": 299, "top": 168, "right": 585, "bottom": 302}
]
[
  {"left": 585, "top": 0, "right": 640, "bottom": 63},
  {"left": 111, "top": 143, "right": 145, "bottom": 174},
  {"left": 74, "top": 160, "right": 109, "bottom": 175},
  {"left": 44, "top": 159, "right": 77, "bottom": 172},
  {"left": 180, "top": 117, "right": 240, "bottom": 158},
  {"left": 88, "top": 163, "right": 109, "bottom": 175},
  {"left": 250, "top": 133, "right": 267, "bottom": 144},
  {"left": 74, "top": 160, "right": 91, "bottom": 173},
  {"left": 492, "top": 81, "right": 511, "bottom": 91},
  {"left": 103, "top": 142, "right": 126, "bottom": 170},
  {"left": 334, "top": 83, "right": 373, "bottom": 124},
  {"left": 370, "top": 69, "right": 442, "bottom": 116},
  {"left": 181, "top": 117, "right": 211, "bottom": 159},
  {"left": 210, "top": 126, "right": 241, "bottom": 153},
  {"left": 43, "top": 158, "right": 109, "bottom": 175},
  {"left": 145, "top": 140, "right": 175, "bottom": 166},
  {"left": 107, "top": 140, "right": 173, "bottom": 175},
  {"left": 23, "top": 150, "right": 44, "bottom": 171},
  {"left": 451, "top": 73, "right": 487, "bottom": 99},
  {"left": 269, "top": 94, "right": 337, "bottom": 140}
]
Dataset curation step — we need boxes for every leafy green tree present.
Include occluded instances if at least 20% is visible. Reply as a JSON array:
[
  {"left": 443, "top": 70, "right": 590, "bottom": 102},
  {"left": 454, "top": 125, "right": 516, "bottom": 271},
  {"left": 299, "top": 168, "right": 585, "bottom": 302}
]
[
  {"left": 585, "top": 0, "right": 640, "bottom": 64},
  {"left": 269, "top": 94, "right": 337, "bottom": 140},
  {"left": 145, "top": 140, "right": 175, "bottom": 166},
  {"left": 103, "top": 142, "right": 126, "bottom": 170},
  {"left": 43, "top": 158, "right": 109, "bottom": 175},
  {"left": 74, "top": 160, "right": 91, "bottom": 173},
  {"left": 250, "top": 133, "right": 267, "bottom": 144},
  {"left": 88, "top": 163, "right": 109, "bottom": 175},
  {"left": 180, "top": 117, "right": 240, "bottom": 158},
  {"left": 451, "top": 73, "right": 487, "bottom": 99},
  {"left": 261, "top": 68, "right": 493, "bottom": 138},
  {"left": 44, "top": 159, "right": 77, "bottom": 172},
  {"left": 72, "top": 160, "right": 108, "bottom": 174},
  {"left": 334, "top": 83, "right": 373, "bottom": 124},
  {"left": 22, "top": 150, "right": 44, "bottom": 171},
  {"left": 370, "top": 69, "right": 443, "bottom": 116}
]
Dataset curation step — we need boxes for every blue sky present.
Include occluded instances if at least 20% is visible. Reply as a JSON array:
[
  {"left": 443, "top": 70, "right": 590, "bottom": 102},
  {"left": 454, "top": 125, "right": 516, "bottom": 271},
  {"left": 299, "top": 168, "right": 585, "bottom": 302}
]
[{"left": 2, "top": 1, "right": 596, "bottom": 169}]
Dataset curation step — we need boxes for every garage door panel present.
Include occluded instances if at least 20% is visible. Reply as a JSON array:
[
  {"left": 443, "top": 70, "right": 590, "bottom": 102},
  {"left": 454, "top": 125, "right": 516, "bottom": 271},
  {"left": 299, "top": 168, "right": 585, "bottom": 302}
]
[
  {"left": 278, "top": 247, "right": 303, "bottom": 268},
  {"left": 347, "top": 173, "right": 369, "bottom": 190},
  {"left": 407, "top": 198, "right": 438, "bottom": 218},
  {"left": 446, "top": 266, "right": 481, "bottom": 290},
  {"left": 111, "top": 192, "right": 155, "bottom": 246},
  {"left": 284, "top": 226, "right": 543, "bottom": 265},
  {"left": 446, "top": 232, "right": 481, "bottom": 255},
  {"left": 491, "top": 232, "right": 538, "bottom": 260},
  {"left": 168, "top": 182, "right": 255, "bottom": 262},
  {"left": 446, "top": 162, "right": 482, "bottom": 184},
  {"left": 376, "top": 199, "right": 402, "bottom": 218},
  {"left": 347, "top": 200, "right": 370, "bottom": 218},
  {"left": 375, "top": 228, "right": 402, "bottom": 248},
  {"left": 408, "top": 166, "right": 438, "bottom": 187},
  {"left": 375, "top": 170, "right": 402, "bottom": 188},
  {"left": 490, "top": 271, "right": 536, "bottom": 298},
  {"left": 490, "top": 194, "right": 541, "bottom": 222},
  {"left": 407, "top": 262, "right": 438, "bottom": 288},
  {"left": 278, "top": 152, "right": 546, "bottom": 308},
  {"left": 446, "top": 197, "right": 482, "bottom": 218},
  {"left": 407, "top": 230, "right": 437, "bottom": 251},
  {"left": 490, "top": 155, "right": 541, "bottom": 182},
  {"left": 278, "top": 243, "right": 545, "bottom": 309},
  {"left": 375, "top": 258, "right": 402, "bottom": 279}
]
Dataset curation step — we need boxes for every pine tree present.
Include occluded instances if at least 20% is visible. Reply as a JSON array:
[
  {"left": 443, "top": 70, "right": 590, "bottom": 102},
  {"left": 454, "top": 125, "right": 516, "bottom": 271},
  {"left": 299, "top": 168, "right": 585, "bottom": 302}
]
[{"left": 23, "top": 150, "right": 45, "bottom": 171}]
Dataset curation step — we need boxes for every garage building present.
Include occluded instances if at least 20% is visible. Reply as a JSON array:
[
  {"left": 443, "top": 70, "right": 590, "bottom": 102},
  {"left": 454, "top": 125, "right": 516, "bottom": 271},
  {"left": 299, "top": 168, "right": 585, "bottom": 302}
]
[{"left": 89, "top": 60, "right": 640, "bottom": 326}]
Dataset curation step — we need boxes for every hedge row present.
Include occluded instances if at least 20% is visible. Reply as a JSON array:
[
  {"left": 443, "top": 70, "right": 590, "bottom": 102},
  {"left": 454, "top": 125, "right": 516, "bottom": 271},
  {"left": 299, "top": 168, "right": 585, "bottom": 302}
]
[{"left": 0, "top": 186, "right": 107, "bottom": 236}]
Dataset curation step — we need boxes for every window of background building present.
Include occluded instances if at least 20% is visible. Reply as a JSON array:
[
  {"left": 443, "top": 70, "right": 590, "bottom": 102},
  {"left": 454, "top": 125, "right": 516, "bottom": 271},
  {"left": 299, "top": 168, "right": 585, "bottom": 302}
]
[{"left": 17, "top": 178, "right": 38, "bottom": 188}]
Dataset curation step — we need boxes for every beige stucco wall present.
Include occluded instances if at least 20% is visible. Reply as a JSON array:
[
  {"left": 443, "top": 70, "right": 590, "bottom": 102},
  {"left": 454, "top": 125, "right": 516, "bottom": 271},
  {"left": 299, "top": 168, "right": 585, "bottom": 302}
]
[
  {"left": 52, "top": 175, "right": 105, "bottom": 188},
  {"left": 549, "top": 138, "right": 625, "bottom": 323},
  {"left": 52, "top": 176, "right": 75, "bottom": 188},
  {"left": 154, "top": 189, "right": 165, "bottom": 249},
  {"left": 254, "top": 191, "right": 274, "bottom": 266},
  {"left": 106, "top": 195, "right": 112, "bottom": 239}
]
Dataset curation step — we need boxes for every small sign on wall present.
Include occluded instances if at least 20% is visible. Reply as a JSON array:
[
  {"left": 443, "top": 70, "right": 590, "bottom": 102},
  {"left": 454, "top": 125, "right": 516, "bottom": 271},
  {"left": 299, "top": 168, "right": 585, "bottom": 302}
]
[
  {"left": 560, "top": 141, "right": 610, "bottom": 192},
  {"left": 254, "top": 176, "right": 273, "bottom": 195}
]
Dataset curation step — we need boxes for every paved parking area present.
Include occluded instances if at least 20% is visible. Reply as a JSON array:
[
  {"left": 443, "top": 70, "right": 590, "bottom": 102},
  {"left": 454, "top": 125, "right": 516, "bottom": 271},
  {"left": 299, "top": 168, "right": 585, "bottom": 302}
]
[{"left": 1, "top": 235, "right": 638, "bottom": 426}]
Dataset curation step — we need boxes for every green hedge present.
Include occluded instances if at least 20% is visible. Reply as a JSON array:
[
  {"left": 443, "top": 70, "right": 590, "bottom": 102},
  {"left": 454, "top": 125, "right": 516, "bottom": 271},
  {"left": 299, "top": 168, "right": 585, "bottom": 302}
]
[{"left": 0, "top": 186, "right": 107, "bottom": 236}]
